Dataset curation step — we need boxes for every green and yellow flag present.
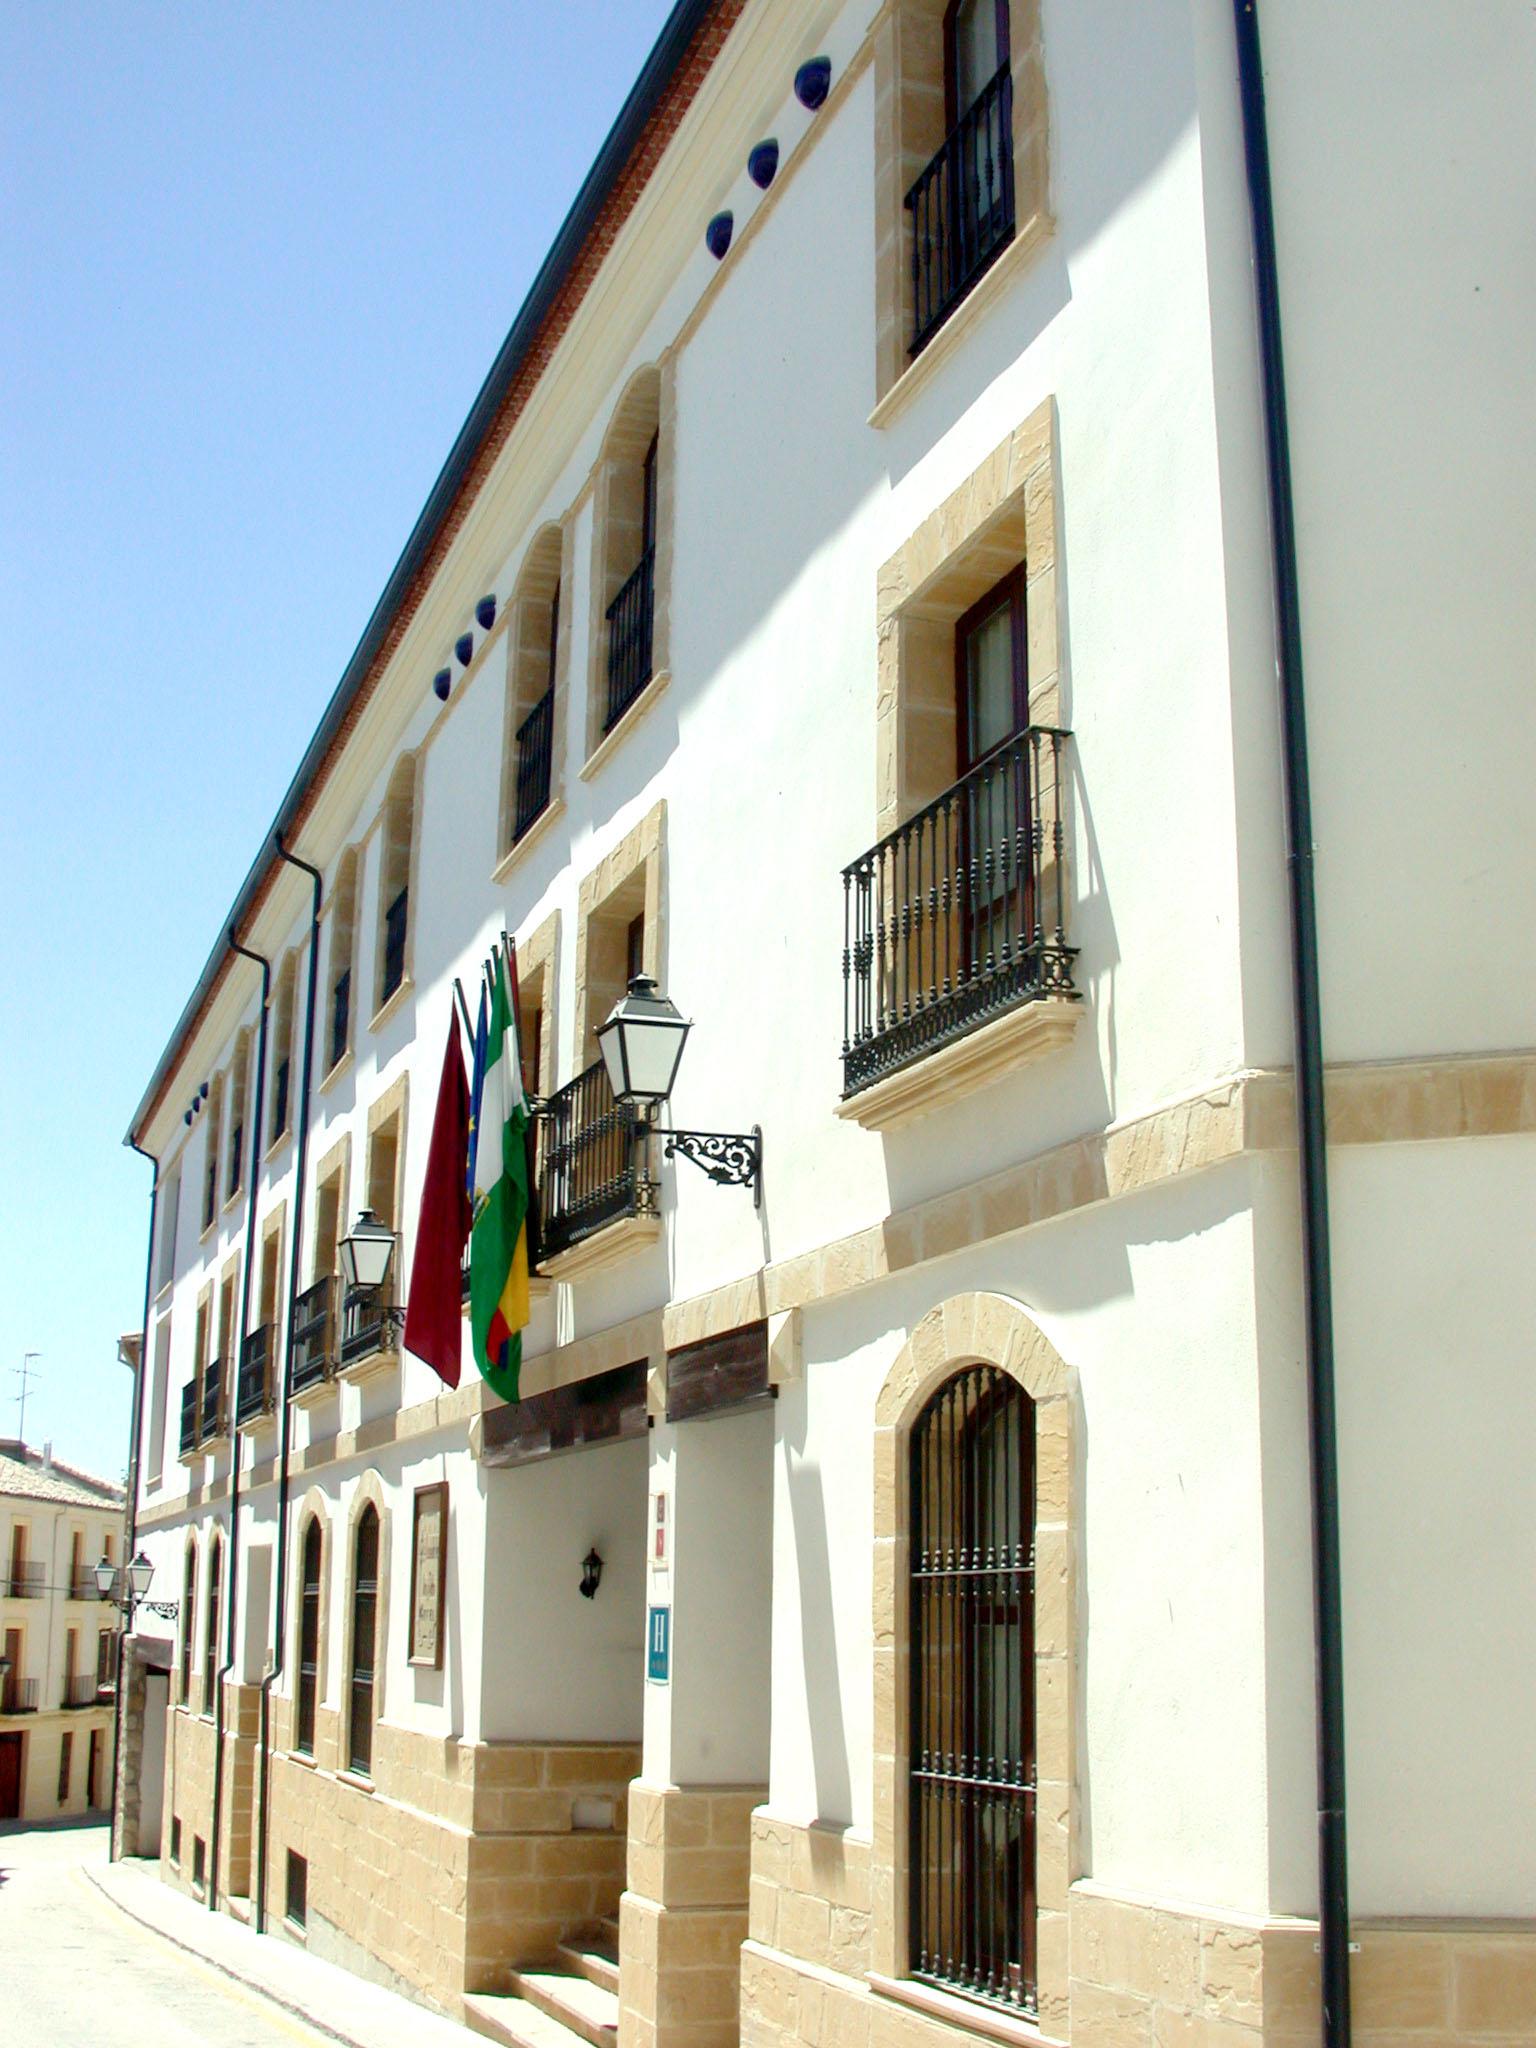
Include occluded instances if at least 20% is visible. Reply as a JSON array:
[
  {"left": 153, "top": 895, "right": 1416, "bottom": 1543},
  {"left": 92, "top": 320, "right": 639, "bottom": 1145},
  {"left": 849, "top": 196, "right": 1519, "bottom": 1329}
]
[{"left": 469, "top": 948, "right": 530, "bottom": 1403}]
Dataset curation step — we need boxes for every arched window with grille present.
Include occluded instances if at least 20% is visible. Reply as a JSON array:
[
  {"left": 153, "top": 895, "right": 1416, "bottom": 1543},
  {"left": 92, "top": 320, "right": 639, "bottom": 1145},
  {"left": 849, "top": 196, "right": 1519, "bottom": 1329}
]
[
  {"left": 202, "top": 1532, "right": 222, "bottom": 1718},
  {"left": 296, "top": 1517, "right": 322, "bottom": 1757},
  {"left": 348, "top": 1505, "right": 379, "bottom": 1776},
  {"left": 180, "top": 1542, "right": 197, "bottom": 1704},
  {"left": 909, "top": 1363, "right": 1036, "bottom": 2012}
]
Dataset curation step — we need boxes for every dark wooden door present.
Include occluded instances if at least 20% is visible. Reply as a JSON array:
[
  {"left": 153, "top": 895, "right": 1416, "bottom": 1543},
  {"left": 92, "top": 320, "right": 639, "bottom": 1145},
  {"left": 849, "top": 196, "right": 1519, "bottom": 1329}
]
[
  {"left": 0, "top": 1732, "right": 22, "bottom": 1819},
  {"left": 87, "top": 1727, "right": 102, "bottom": 1808}
]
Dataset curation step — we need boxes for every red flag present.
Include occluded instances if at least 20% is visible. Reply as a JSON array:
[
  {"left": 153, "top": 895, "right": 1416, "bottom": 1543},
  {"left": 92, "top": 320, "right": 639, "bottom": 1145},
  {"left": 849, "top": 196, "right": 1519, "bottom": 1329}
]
[{"left": 404, "top": 1009, "right": 471, "bottom": 1388}]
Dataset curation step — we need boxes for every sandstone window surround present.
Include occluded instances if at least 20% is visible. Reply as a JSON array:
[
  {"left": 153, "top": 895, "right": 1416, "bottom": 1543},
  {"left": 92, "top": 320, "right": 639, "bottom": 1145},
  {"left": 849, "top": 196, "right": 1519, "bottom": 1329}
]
[
  {"left": 497, "top": 521, "right": 574, "bottom": 869},
  {"left": 155, "top": 1168, "right": 180, "bottom": 1298},
  {"left": 146, "top": 1311, "right": 171, "bottom": 1489},
  {"left": 515, "top": 908, "right": 560, "bottom": 1103},
  {"left": 179, "top": 1537, "right": 197, "bottom": 1705},
  {"left": 202, "top": 1530, "right": 223, "bottom": 1719},
  {"left": 340, "top": 1473, "right": 391, "bottom": 1783},
  {"left": 324, "top": 847, "right": 360, "bottom": 1082},
  {"left": 266, "top": 952, "right": 298, "bottom": 1154},
  {"left": 870, "top": 1292, "right": 1076, "bottom": 2036},
  {"left": 200, "top": 1073, "right": 223, "bottom": 1235},
  {"left": 223, "top": 1030, "right": 251, "bottom": 1213},
  {"left": 582, "top": 362, "right": 676, "bottom": 772},
  {"left": 873, "top": 0, "right": 1050, "bottom": 418},
  {"left": 840, "top": 398, "right": 1076, "bottom": 1133},
  {"left": 372, "top": 753, "right": 420, "bottom": 1026}
]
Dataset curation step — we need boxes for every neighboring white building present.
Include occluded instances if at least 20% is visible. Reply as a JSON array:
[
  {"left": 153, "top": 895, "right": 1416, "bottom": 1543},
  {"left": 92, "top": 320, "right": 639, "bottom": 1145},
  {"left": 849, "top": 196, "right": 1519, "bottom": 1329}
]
[
  {"left": 1, "top": 1442, "right": 123, "bottom": 1823},
  {"left": 120, "top": 3, "right": 1535, "bottom": 2046}
]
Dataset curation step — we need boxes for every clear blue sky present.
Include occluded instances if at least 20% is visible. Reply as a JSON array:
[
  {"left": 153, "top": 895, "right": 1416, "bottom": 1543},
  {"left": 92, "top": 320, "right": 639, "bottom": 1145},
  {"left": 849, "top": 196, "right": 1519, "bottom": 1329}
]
[{"left": 0, "top": 1, "right": 678, "bottom": 1481}]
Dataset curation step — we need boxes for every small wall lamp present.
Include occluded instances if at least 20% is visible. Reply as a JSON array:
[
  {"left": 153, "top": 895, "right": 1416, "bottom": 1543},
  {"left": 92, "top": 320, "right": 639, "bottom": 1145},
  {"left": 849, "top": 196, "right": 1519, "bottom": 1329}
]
[{"left": 580, "top": 1548, "right": 604, "bottom": 1600}]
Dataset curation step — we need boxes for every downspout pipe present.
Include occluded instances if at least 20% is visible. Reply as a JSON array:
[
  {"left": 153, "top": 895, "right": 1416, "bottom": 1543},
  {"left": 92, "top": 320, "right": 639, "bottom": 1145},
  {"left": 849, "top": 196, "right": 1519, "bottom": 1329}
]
[
  {"left": 210, "top": 932, "right": 271, "bottom": 1913},
  {"left": 1230, "top": 6, "right": 1351, "bottom": 2042},
  {"left": 255, "top": 832, "right": 322, "bottom": 1934},
  {"left": 113, "top": 1139, "right": 159, "bottom": 1862}
]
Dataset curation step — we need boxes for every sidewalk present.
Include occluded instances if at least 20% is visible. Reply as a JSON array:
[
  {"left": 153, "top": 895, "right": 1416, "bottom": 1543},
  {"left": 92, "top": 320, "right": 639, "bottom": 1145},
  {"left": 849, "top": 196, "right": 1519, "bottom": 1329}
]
[{"left": 86, "top": 1855, "right": 475, "bottom": 2048}]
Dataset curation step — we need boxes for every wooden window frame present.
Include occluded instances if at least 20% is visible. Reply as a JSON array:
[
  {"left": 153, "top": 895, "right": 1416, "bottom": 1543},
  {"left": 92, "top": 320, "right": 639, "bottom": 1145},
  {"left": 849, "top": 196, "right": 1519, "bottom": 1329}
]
[
  {"left": 296, "top": 1516, "right": 322, "bottom": 1756},
  {"left": 347, "top": 1504, "right": 380, "bottom": 1777}
]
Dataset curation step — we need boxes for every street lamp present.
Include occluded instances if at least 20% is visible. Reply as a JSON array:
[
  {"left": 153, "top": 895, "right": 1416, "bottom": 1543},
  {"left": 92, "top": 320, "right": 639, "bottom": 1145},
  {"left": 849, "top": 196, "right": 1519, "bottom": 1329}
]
[
  {"left": 96, "top": 1551, "right": 164, "bottom": 1618},
  {"left": 595, "top": 975, "right": 762, "bottom": 1206},
  {"left": 338, "top": 1209, "right": 397, "bottom": 1293}
]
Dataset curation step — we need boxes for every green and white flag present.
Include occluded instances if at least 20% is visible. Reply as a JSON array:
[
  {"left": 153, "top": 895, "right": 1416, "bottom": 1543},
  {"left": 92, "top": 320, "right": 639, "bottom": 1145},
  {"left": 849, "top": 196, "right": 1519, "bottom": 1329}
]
[{"left": 469, "top": 947, "right": 530, "bottom": 1404}]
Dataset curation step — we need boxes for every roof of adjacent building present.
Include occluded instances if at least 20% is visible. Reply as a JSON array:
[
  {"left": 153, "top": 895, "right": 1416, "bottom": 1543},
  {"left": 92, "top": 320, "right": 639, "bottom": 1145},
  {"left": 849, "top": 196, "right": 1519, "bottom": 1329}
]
[
  {"left": 0, "top": 1441, "right": 125, "bottom": 1510},
  {"left": 126, "top": 0, "right": 735, "bottom": 1151}
]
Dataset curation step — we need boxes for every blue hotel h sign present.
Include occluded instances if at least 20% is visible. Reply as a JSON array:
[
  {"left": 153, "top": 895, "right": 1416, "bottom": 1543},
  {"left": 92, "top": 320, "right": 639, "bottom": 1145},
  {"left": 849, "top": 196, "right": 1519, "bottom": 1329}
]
[{"left": 647, "top": 1604, "right": 671, "bottom": 1683}]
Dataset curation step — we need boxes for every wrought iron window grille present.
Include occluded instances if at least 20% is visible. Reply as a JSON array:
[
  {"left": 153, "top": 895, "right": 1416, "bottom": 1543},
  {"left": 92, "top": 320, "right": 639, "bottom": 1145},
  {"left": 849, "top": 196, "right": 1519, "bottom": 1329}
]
[
  {"left": 905, "top": 61, "right": 1016, "bottom": 356},
  {"left": 603, "top": 543, "right": 656, "bottom": 733}
]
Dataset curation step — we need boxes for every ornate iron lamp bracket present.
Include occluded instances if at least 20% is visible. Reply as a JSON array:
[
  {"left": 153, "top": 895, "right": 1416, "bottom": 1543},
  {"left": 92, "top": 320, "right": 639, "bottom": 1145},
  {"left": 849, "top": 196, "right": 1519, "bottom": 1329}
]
[{"left": 661, "top": 1124, "right": 763, "bottom": 1210}]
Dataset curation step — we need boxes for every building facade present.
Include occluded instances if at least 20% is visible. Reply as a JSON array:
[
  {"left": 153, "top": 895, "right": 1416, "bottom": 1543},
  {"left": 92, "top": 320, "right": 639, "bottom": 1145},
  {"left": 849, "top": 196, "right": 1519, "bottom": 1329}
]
[
  {"left": 120, "top": 3, "right": 1535, "bottom": 2046},
  {"left": 1, "top": 1442, "right": 123, "bottom": 1823}
]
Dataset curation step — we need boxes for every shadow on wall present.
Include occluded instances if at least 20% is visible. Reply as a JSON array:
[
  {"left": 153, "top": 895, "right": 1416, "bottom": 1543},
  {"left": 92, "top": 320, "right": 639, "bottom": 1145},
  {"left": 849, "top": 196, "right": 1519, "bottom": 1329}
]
[{"left": 780, "top": 1378, "right": 852, "bottom": 1824}]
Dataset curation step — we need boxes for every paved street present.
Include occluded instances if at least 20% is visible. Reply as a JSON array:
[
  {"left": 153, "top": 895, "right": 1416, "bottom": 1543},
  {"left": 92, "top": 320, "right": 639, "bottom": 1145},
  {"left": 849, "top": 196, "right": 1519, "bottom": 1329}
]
[{"left": 0, "top": 1820, "right": 331, "bottom": 2048}]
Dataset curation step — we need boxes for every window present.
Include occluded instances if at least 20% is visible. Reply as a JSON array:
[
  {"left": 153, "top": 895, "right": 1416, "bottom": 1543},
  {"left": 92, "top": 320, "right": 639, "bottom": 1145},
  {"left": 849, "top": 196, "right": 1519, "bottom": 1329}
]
[
  {"left": 147, "top": 1314, "right": 171, "bottom": 1487},
  {"left": 873, "top": 1, "right": 1047, "bottom": 404},
  {"left": 226, "top": 1034, "right": 250, "bottom": 1205},
  {"left": 347, "top": 1505, "right": 379, "bottom": 1776},
  {"left": 328, "top": 850, "right": 359, "bottom": 1072},
  {"left": 87, "top": 1728, "right": 101, "bottom": 1808},
  {"left": 909, "top": 1364, "right": 1036, "bottom": 2013},
  {"left": 95, "top": 1629, "right": 115, "bottom": 1694},
  {"left": 180, "top": 1545, "right": 197, "bottom": 1704},
  {"left": 286, "top": 1849, "right": 308, "bottom": 1929},
  {"left": 193, "top": 1834, "right": 206, "bottom": 1891},
  {"left": 296, "top": 1517, "right": 321, "bottom": 1756},
  {"left": 376, "top": 756, "right": 416, "bottom": 1010},
  {"left": 501, "top": 525, "right": 566, "bottom": 854},
  {"left": 58, "top": 1731, "right": 73, "bottom": 1805},
  {"left": 269, "top": 956, "right": 297, "bottom": 1145},
  {"left": 588, "top": 365, "right": 671, "bottom": 753},
  {"left": 202, "top": 1077, "right": 223, "bottom": 1231},
  {"left": 170, "top": 1815, "right": 182, "bottom": 1864},
  {"left": 203, "top": 1533, "right": 222, "bottom": 1716},
  {"left": 156, "top": 1170, "right": 180, "bottom": 1293}
]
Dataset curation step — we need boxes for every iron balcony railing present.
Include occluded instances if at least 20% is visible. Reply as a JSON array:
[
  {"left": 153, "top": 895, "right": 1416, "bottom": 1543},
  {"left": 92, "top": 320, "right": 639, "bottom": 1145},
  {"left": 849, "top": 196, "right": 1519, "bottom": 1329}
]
[
  {"left": 514, "top": 686, "right": 555, "bottom": 841},
  {"left": 842, "top": 727, "right": 1077, "bottom": 1097},
  {"left": 69, "top": 1570, "right": 99, "bottom": 1603},
  {"left": 289, "top": 1276, "right": 338, "bottom": 1393},
  {"left": 341, "top": 1283, "right": 399, "bottom": 1367},
  {"left": 6, "top": 1561, "right": 44, "bottom": 1599},
  {"left": 62, "top": 1675, "right": 98, "bottom": 1710},
  {"left": 236, "top": 1324, "right": 275, "bottom": 1425},
  {"left": 178, "top": 1381, "right": 199, "bottom": 1458},
  {"left": 538, "top": 1060, "right": 649, "bottom": 1262},
  {"left": 329, "top": 968, "right": 350, "bottom": 1071},
  {"left": 200, "top": 1355, "right": 228, "bottom": 1443},
  {"left": 381, "top": 887, "right": 409, "bottom": 1003},
  {"left": 905, "top": 62, "right": 1015, "bottom": 355},
  {"left": 1, "top": 1676, "right": 39, "bottom": 1714},
  {"left": 603, "top": 545, "right": 656, "bottom": 733}
]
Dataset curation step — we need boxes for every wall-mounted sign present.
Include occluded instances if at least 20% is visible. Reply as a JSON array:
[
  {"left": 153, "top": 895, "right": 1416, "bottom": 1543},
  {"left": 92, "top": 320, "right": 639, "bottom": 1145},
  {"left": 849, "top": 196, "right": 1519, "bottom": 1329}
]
[
  {"left": 409, "top": 1482, "right": 448, "bottom": 1669},
  {"left": 652, "top": 1491, "right": 669, "bottom": 1569},
  {"left": 646, "top": 1603, "right": 671, "bottom": 1683}
]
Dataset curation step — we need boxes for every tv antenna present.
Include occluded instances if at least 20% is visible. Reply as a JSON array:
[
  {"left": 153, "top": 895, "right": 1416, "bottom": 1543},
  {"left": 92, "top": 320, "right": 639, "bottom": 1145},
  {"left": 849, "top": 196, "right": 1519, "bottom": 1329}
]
[{"left": 13, "top": 1352, "right": 41, "bottom": 1441}]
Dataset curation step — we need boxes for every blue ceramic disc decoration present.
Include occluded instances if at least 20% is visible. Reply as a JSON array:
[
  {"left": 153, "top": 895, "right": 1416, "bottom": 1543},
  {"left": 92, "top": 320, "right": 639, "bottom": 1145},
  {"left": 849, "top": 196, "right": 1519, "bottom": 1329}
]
[
  {"left": 747, "top": 138, "right": 779, "bottom": 190},
  {"left": 475, "top": 595, "right": 496, "bottom": 630},
  {"left": 705, "top": 210, "right": 733, "bottom": 259},
  {"left": 455, "top": 632, "right": 473, "bottom": 667},
  {"left": 433, "top": 669, "right": 452, "bottom": 702},
  {"left": 794, "top": 56, "right": 831, "bottom": 110}
]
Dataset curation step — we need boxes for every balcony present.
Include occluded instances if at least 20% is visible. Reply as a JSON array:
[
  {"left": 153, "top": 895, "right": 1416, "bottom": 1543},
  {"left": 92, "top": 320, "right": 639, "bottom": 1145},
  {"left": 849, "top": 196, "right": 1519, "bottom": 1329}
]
[
  {"left": 289, "top": 1277, "right": 338, "bottom": 1394},
  {"left": 6, "top": 1561, "right": 44, "bottom": 1599},
  {"left": 1, "top": 1675, "right": 38, "bottom": 1714},
  {"left": 603, "top": 545, "right": 655, "bottom": 733},
  {"left": 200, "top": 1355, "right": 228, "bottom": 1444},
  {"left": 381, "top": 886, "right": 409, "bottom": 1004},
  {"left": 840, "top": 728, "right": 1078, "bottom": 1128},
  {"left": 69, "top": 1571, "right": 100, "bottom": 1603},
  {"left": 236, "top": 1324, "right": 276, "bottom": 1426},
  {"left": 514, "top": 686, "right": 555, "bottom": 841},
  {"left": 178, "top": 1381, "right": 200, "bottom": 1459},
  {"left": 340, "top": 1282, "right": 400, "bottom": 1371},
  {"left": 537, "top": 1060, "right": 654, "bottom": 1273},
  {"left": 61, "top": 1675, "right": 98, "bottom": 1711},
  {"left": 905, "top": 62, "right": 1015, "bottom": 356}
]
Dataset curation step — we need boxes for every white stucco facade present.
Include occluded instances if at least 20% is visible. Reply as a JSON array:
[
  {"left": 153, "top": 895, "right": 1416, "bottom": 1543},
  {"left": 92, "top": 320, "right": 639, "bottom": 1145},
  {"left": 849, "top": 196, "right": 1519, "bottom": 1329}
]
[{"left": 121, "top": 2, "right": 1534, "bottom": 2041}]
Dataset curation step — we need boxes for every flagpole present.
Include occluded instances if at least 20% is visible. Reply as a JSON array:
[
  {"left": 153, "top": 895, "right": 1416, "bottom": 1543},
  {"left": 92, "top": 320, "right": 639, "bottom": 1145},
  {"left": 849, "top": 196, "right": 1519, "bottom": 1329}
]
[{"left": 452, "top": 976, "right": 474, "bottom": 1045}]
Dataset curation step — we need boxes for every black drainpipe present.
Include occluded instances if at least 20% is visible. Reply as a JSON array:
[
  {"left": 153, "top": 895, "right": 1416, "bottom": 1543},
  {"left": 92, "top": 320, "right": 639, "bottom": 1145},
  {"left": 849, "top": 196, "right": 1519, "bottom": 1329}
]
[
  {"left": 210, "top": 932, "right": 271, "bottom": 1912},
  {"left": 255, "top": 832, "right": 323, "bottom": 1933},
  {"left": 113, "top": 1140, "right": 159, "bottom": 1863},
  {"left": 1231, "top": 6, "right": 1351, "bottom": 2042}
]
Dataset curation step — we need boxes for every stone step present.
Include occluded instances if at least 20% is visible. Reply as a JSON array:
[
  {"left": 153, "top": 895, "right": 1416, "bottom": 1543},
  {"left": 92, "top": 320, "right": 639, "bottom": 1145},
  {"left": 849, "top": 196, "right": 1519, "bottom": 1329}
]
[
  {"left": 555, "top": 1938, "right": 620, "bottom": 1997},
  {"left": 506, "top": 1968, "right": 619, "bottom": 2048},
  {"left": 464, "top": 1992, "right": 595, "bottom": 2048}
]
